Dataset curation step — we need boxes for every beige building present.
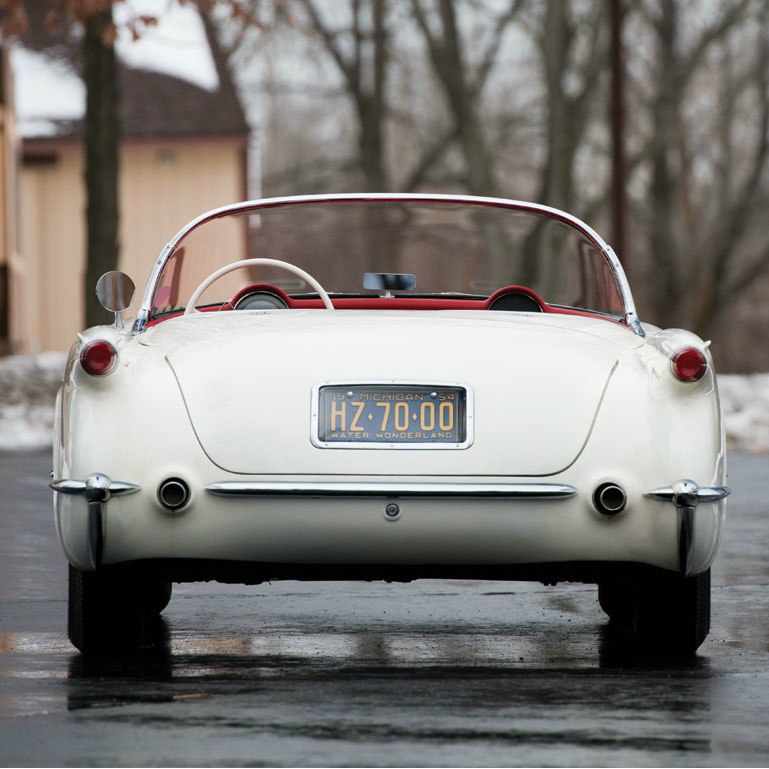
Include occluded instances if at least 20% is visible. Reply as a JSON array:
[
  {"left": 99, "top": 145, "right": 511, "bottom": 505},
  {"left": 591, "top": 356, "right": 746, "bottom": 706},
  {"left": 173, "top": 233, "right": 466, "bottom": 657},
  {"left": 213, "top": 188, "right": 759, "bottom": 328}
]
[{"left": 10, "top": 4, "right": 249, "bottom": 353}]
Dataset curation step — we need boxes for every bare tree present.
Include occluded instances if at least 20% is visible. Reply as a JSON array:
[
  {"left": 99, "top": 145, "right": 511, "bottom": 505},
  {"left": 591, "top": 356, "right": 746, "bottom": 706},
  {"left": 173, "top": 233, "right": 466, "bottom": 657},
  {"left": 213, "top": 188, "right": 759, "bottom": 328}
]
[
  {"left": 411, "top": 0, "right": 521, "bottom": 197},
  {"left": 533, "top": 0, "right": 607, "bottom": 214},
  {"left": 302, "top": 0, "right": 391, "bottom": 191},
  {"left": 514, "top": 0, "right": 608, "bottom": 281},
  {"left": 689, "top": 3, "right": 769, "bottom": 337},
  {"left": 632, "top": 0, "right": 762, "bottom": 335}
]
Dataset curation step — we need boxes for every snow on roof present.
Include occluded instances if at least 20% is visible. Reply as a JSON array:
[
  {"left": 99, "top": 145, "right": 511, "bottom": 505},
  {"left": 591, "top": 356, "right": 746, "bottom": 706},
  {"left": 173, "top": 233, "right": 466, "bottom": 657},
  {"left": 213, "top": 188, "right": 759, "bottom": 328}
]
[
  {"left": 12, "top": 47, "right": 84, "bottom": 137},
  {"left": 12, "top": 0, "right": 219, "bottom": 139},
  {"left": 114, "top": 0, "right": 219, "bottom": 92}
]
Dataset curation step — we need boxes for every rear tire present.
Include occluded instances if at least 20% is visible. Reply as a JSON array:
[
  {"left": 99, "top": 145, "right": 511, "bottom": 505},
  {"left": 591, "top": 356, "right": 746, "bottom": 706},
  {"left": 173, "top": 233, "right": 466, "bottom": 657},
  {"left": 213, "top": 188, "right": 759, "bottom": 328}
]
[
  {"left": 147, "top": 581, "right": 173, "bottom": 615},
  {"left": 68, "top": 565, "right": 172, "bottom": 655},
  {"left": 636, "top": 568, "right": 710, "bottom": 653},
  {"left": 598, "top": 568, "right": 710, "bottom": 655},
  {"left": 597, "top": 582, "right": 634, "bottom": 627}
]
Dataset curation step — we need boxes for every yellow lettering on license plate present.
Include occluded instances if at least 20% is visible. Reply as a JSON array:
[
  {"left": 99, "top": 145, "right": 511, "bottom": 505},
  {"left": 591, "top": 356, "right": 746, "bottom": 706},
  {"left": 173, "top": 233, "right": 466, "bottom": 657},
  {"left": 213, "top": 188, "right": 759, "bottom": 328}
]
[{"left": 318, "top": 386, "right": 465, "bottom": 444}]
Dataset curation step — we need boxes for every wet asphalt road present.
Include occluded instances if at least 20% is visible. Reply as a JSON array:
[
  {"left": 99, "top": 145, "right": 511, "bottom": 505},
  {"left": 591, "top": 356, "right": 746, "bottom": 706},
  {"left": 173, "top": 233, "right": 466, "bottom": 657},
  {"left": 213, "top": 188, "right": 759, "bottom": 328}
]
[{"left": 0, "top": 450, "right": 768, "bottom": 767}]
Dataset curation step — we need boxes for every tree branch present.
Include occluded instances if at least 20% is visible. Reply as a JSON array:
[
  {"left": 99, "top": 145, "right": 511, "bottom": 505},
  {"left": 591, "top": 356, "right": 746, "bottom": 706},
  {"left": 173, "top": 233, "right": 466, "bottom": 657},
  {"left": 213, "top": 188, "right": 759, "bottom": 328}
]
[
  {"left": 400, "top": 124, "right": 458, "bottom": 191},
  {"left": 303, "top": 0, "right": 358, "bottom": 92},
  {"left": 469, "top": 0, "right": 523, "bottom": 98}
]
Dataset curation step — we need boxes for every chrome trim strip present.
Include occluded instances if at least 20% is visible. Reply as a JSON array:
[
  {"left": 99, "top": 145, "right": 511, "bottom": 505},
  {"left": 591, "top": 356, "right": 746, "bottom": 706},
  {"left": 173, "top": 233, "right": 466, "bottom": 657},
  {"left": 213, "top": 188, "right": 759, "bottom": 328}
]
[
  {"left": 310, "top": 380, "right": 475, "bottom": 450},
  {"left": 207, "top": 481, "right": 577, "bottom": 499},
  {"left": 601, "top": 245, "right": 643, "bottom": 337},
  {"left": 134, "top": 194, "right": 641, "bottom": 335}
]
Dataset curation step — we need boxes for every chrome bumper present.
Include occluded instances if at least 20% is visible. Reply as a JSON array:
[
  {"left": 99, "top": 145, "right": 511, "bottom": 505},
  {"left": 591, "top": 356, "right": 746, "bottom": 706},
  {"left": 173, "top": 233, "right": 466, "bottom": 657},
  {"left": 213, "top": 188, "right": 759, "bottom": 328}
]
[{"left": 50, "top": 474, "right": 729, "bottom": 577}]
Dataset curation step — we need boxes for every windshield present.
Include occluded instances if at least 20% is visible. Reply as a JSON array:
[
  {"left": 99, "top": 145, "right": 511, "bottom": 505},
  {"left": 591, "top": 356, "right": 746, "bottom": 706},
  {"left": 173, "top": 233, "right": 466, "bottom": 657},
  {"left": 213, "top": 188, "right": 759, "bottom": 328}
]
[{"left": 147, "top": 197, "right": 625, "bottom": 319}]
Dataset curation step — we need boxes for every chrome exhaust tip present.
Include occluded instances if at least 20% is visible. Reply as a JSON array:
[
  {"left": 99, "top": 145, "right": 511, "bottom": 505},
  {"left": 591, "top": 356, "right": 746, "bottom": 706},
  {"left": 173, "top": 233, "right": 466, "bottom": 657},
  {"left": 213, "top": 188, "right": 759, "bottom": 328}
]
[
  {"left": 593, "top": 483, "right": 626, "bottom": 516},
  {"left": 158, "top": 478, "right": 190, "bottom": 511}
]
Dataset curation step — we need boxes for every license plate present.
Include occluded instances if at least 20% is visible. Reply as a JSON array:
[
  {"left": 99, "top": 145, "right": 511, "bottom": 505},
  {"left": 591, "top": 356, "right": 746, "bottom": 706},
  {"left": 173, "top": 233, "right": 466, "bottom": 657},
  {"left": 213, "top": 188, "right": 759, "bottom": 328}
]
[{"left": 314, "top": 384, "right": 469, "bottom": 448}]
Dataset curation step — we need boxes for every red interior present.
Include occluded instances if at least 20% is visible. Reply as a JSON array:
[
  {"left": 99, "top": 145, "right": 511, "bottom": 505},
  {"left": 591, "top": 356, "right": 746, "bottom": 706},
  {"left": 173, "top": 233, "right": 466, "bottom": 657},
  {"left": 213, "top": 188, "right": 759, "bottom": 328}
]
[{"left": 146, "top": 284, "right": 622, "bottom": 327}]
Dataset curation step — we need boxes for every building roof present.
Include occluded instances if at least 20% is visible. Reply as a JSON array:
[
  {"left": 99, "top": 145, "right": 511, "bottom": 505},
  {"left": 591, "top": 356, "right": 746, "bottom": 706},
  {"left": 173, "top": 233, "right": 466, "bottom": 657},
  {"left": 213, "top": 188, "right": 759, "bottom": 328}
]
[{"left": 12, "top": 0, "right": 248, "bottom": 142}]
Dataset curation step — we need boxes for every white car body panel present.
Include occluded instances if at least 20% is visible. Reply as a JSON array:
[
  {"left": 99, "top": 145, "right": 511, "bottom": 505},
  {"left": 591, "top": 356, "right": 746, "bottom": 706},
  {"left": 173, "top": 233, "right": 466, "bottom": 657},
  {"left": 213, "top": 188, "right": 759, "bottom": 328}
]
[{"left": 160, "top": 311, "right": 627, "bottom": 475}]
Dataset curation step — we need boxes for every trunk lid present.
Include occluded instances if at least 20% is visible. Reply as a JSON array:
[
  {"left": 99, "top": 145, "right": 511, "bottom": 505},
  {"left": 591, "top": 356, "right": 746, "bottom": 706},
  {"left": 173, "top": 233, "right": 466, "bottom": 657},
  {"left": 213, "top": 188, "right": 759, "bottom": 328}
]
[{"left": 151, "top": 311, "right": 631, "bottom": 476}]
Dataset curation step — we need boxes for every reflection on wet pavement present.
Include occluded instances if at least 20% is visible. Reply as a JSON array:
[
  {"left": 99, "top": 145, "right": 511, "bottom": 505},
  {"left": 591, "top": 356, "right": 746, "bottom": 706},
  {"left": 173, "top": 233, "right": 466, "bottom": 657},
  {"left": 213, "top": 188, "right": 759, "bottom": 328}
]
[
  {"left": 53, "top": 619, "right": 714, "bottom": 763},
  {"left": 0, "top": 583, "right": 759, "bottom": 766}
]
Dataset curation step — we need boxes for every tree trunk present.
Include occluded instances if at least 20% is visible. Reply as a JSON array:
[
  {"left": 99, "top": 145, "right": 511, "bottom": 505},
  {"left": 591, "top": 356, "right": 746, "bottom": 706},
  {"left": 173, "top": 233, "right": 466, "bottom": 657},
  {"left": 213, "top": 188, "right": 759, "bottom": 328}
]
[
  {"left": 647, "top": 0, "right": 683, "bottom": 329},
  {"left": 83, "top": 5, "right": 120, "bottom": 328},
  {"left": 356, "top": 0, "right": 388, "bottom": 192},
  {"left": 539, "top": 0, "right": 570, "bottom": 210},
  {"left": 434, "top": 0, "right": 497, "bottom": 197}
]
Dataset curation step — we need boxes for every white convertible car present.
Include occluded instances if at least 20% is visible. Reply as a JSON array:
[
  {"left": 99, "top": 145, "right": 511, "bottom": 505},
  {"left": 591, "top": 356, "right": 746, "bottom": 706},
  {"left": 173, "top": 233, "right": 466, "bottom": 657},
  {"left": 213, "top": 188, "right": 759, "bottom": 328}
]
[{"left": 52, "top": 194, "right": 729, "bottom": 655}]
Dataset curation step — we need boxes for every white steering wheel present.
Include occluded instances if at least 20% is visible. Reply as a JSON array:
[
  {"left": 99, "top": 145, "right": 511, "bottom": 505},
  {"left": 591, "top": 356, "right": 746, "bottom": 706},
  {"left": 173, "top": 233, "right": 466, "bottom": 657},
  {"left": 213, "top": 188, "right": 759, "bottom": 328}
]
[{"left": 183, "top": 258, "right": 335, "bottom": 315}]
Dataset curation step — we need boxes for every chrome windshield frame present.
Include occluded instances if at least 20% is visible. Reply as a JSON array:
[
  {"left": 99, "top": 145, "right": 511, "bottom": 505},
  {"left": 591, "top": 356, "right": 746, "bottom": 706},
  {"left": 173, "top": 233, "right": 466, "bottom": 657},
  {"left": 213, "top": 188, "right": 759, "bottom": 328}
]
[{"left": 134, "top": 193, "right": 643, "bottom": 336}]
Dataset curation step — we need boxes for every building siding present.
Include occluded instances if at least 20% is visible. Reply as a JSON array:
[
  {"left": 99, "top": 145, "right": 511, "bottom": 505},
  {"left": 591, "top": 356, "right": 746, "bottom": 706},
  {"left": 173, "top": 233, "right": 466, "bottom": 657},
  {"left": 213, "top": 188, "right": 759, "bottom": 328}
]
[{"left": 19, "top": 139, "right": 246, "bottom": 352}]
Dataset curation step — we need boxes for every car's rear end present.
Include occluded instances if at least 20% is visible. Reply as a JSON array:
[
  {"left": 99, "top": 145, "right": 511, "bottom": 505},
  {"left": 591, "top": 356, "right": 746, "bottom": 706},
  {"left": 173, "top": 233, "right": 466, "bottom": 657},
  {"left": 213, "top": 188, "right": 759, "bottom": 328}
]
[{"left": 52, "top": 195, "right": 728, "bottom": 655}]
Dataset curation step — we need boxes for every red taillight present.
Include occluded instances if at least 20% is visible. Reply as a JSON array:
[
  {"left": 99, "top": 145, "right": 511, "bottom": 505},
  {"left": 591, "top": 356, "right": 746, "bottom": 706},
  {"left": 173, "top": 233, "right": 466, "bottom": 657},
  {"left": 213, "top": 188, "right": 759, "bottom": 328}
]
[
  {"left": 671, "top": 346, "right": 707, "bottom": 382},
  {"left": 80, "top": 340, "right": 118, "bottom": 377}
]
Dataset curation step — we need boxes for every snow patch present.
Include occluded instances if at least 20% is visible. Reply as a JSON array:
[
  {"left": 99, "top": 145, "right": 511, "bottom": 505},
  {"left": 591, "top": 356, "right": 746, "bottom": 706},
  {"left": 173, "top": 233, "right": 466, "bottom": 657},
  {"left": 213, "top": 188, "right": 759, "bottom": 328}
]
[
  {"left": 718, "top": 374, "right": 769, "bottom": 454},
  {"left": 0, "top": 353, "right": 66, "bottom": 450},
  {"left": 114, "top": 0, "right": 219, "bottom": 92}
]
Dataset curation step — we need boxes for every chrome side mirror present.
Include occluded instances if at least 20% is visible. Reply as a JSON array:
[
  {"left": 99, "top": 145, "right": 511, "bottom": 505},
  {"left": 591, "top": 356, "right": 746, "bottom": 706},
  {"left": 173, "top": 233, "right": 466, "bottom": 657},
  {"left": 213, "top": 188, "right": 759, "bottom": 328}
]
[{"left": 96, "top": 271, "right": 135, "bottom": 329}]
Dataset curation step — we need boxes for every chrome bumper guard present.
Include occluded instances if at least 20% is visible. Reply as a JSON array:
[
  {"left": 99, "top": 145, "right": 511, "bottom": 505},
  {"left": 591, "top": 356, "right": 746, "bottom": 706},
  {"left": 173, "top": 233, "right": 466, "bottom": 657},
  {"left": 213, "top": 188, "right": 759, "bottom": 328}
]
[
  {"left": 206, "top": 481, "right": 577, "bottom": 499},
  {"left": 50, "top": 474, "right": 140, "bottom": 569},
  {"left": 645, "top": 480, "right": 731, "bottom": 577}
]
